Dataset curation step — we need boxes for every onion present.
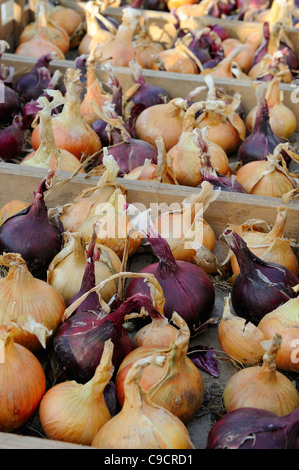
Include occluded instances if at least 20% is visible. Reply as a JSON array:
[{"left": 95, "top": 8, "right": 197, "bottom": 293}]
[
  {"left": 152, "top": 41, "right": 199, "bottom": 74},
  {"left": 14, "top": 52, "right": 56, "bottom": 102},
  {"left": 53, "top": 272, "right": 164, "bottom": 383},
  {"left": 19, "top": 3, "right": 70, "bottom": 54},
  {"left": 252, "top": 22, "right": 298, "bottom": 72},
  {"left": 222, "top": 31, "right": 262, "bottom": 72},
  {"left": 135, "top": 97, "right": 187, "bottom": 151},
  {"left": 223, "top": 229, "right": 299, "bottom": 325},
  {"left": 78, "top": 2, "right": 115, "bottom": 55},
  {"left": 207, "top": 406, "right": 299, "bottom": 449},
  {"left": 0, "top": 322, "right": 46, "bottom": 432},
  {"left": 0, "top": 115, "right": 25, "bottom": 161},
  {"left": 48, "top": 5, "right": 83, "bottom": 38},
  {"left": 0, "top": 200, "right": 30, "bottom": 226},
  {"left": 15, "top": 1, "right": 65, "bottom": 59},
  {"left": 95, "top": 108, "right": 158, "bottom": 176},
  {"left": 249, "top": 48, "right": 293, "bottom": 83},
  {"left": 22, "top": 94, "right": 82, "bottom": 173},
  {"left": 195, "top": 88, "right": 246, "bottom": 155},
  {"left": 200, "top": 45, "right": 244, "bottom": 79},
  {"left": 167, "top": 107, "right": 229, "bottom": 186},
  {"left": 0, "top": 252, "right": 65, "bottom": 351},
  {"left": 80, "top": 49, "right": 112, "bottom": 125},
  {"left": 31, "top": 69, "right": 102, "bottom": 162},
  {"left": 246, "top": 76, "right": 297, "bottom": 140},
  {"left": 0, "top": 172, "right": 63, "bottom": 279},
  {"left": 200, "top": 166, "right": 247, "bottom": 193},
  {"left": 236, "top": 143, "right": 296, "bottom": 198},
  {"left": 238, "top": 87, "right": 288, "bottom": 166},
  {"left": 132, "top": 16, "right": 164, "bottom": 69},
  {"left": 124, "top": 208, "right": 215, "bottom": 332},
  {"left": 94, "top": 7, "right": 141, "bottom": 67},
  {"left": 123, "top": 59, "right": 171, "bottom": 132}
]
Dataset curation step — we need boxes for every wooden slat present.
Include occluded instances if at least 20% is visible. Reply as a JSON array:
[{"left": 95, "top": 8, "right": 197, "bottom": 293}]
[
  {"left": 1, "top": 162, "right": 299, "bottom": 240},
  {"left": 0, "top": 431, "right": 92, "bottom": 449},
  {"left": 2, "top": 52, "right": 299, "bottom": 133}
]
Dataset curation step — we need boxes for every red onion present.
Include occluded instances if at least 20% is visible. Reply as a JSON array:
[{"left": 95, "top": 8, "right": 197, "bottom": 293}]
[
  {"left": 208, "top": 24, "right": 229, "bottom": 42},
  {"left": 125, "top": 211, "right": 215, "bottom": 333},
  {"left": 0, "top": 115, "right": 25, "bottom": 160},
  {"left": 14, "top": 53, "right": 55, "bottom": 102},
  {"left": 96, "top": 111, "right": 158, "bottom": 176},
  {"left": 200, "top": 167, "right": 247, "bottom": 193},
  {"left": 53, "top": 292, "right": 163, "bottom": 383},
  {"left": 252, "top": 22, "right": 298, "bottom": 72},
  {"left": 207, "top": 407, "right": 299, "bottom": 449},
  {"left": 0, "top": 173, "right": 63, "bottom": 279},
  {"left": 187, "top": 28, "right": 224, "bottom": 67},
  {"left": 0, "top": 80, "right": 20, "bottom": 123},
  {"left": 238, "top": 89, "right": 290, "bottom": 166},
  {"left": 223, "top": 229, "right": 299, "bottom": 325}
]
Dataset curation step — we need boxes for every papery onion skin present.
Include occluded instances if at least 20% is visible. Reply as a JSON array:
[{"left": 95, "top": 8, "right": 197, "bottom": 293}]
[{"left": 206, "top": 407, "right": 299, "bottom": 449}]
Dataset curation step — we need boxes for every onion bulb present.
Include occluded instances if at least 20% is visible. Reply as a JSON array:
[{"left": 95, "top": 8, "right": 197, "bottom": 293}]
[
  {"left": 48, "top": 5, "right": 83, "bottom": 38},
  {"left": 0, "top": 321, "right": 46, "bottom": 432},
  {"left": 39, "top": 339, "right": 114, "bottom": 445},
  {"left": 195, "top": 79, "right": 246, "bottom": 154},
  {"left": 22, "top": 94, "right": 83, "bottom": 174},
  {"left": 78, "top": 2, "right": 115, "bottom": 55},
  {"left": 152, "top": 181, "right": 219, "bottom": 273},
  {"left": 19, "top": 2, "right": 70, "bottom": 54},
  {"left": 80, "top": 48, "right": 112, "bottom": 125},
  {"left": 167, "top": 105, "right": 229, "bottom": 186},
  {"left": 116, "top": 311, "right": 205, "bottom": 424},
  {"left": 94, "top": 7, "right": 141, "bottom": 67},
  {"left": 246, "top": 76, "right": 297, "bottom": 140},
  {"left": 56, "top": 152, "right": 124, "bottom": 233},
  {"left": 0, "top": 200, "right": 30, "bottom": 226},
  {"left": 133, "top": 16, "right": 164, "bottom": 69},
  {"left": 15, "top": 1, "right": 65, "bottom": 59},
  {"left": 223, "top": 333, "right": 299, "bottom": 416},
  {"left": 0, "top": 252, "right": 65, "bottom": 351},
  {"left": 152, "top": 41, "right": 199, "bottom": 74},
  {"left": 258, "top": 290, "right": 299, "bottom": 373},
  {"left": 135, "top": 97, "right": 187, "bottom": 151},
  {"left": 31, "top": 69, "right": 102, "bottom": 162},
  {"left": 218, "top": 295, "right": 266, "bottom": 365},
  {"left": 47, "top": 231, "right": 121, "bottom": 304},
  {"left": 92, "top": 353, "right": 194, "bottom": 449}
]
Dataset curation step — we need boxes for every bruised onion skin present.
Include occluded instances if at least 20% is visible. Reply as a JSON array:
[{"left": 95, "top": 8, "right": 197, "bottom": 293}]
[
  {"left": 224, "top": 230, "right": 299, "bottom": 325},
  {"left": 206, "top": 407, "right": 299, "bottom": 449},
  {"left": 0, "top": 176, "right": 62, "bottom": 278},
  {"left": 125, "top": 230, "right": 215, "bottom": 332},
  {"left": 53, "top": 294, "right": 162, "bottom": 384}
]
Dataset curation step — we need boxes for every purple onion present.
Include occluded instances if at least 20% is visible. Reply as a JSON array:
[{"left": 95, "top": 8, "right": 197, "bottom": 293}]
[
  {"left": 125, "top": 224, "right": 215, "bottom": 333},
  {"left": 208, "top": 24, "right": 229, "bottom": 41},
  {"left": 200, "top": 167, "right": 247, "bottom": 193},
  {"left": 238, "top": 91, "right": 290, "bottom": 165},
  {"left": 252, "top": 22, "right": 299, "bottom": 71},
  {"left": 207, "top": 407, "right": 299, "bottom": 449},
  {"left": 14, "top": 53, "right": 55, "bottom": 101},
  {"left": 223, "top": 229, "right": 299, "bottom": 325},
  {"left": 0, "top": 114, "right": 25, "bottom": 160},
  {"left": 53, "top": 293, "right": 163, "bottom": 384},
  {"left": 126, "top": 60, "right": 171, "bottom": 134},
  {"left": 0, "top": 174, "right": 63, "bottom": 279},
  {"left": 97, "top": 127, "right": 158, "bottom": 176}
]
